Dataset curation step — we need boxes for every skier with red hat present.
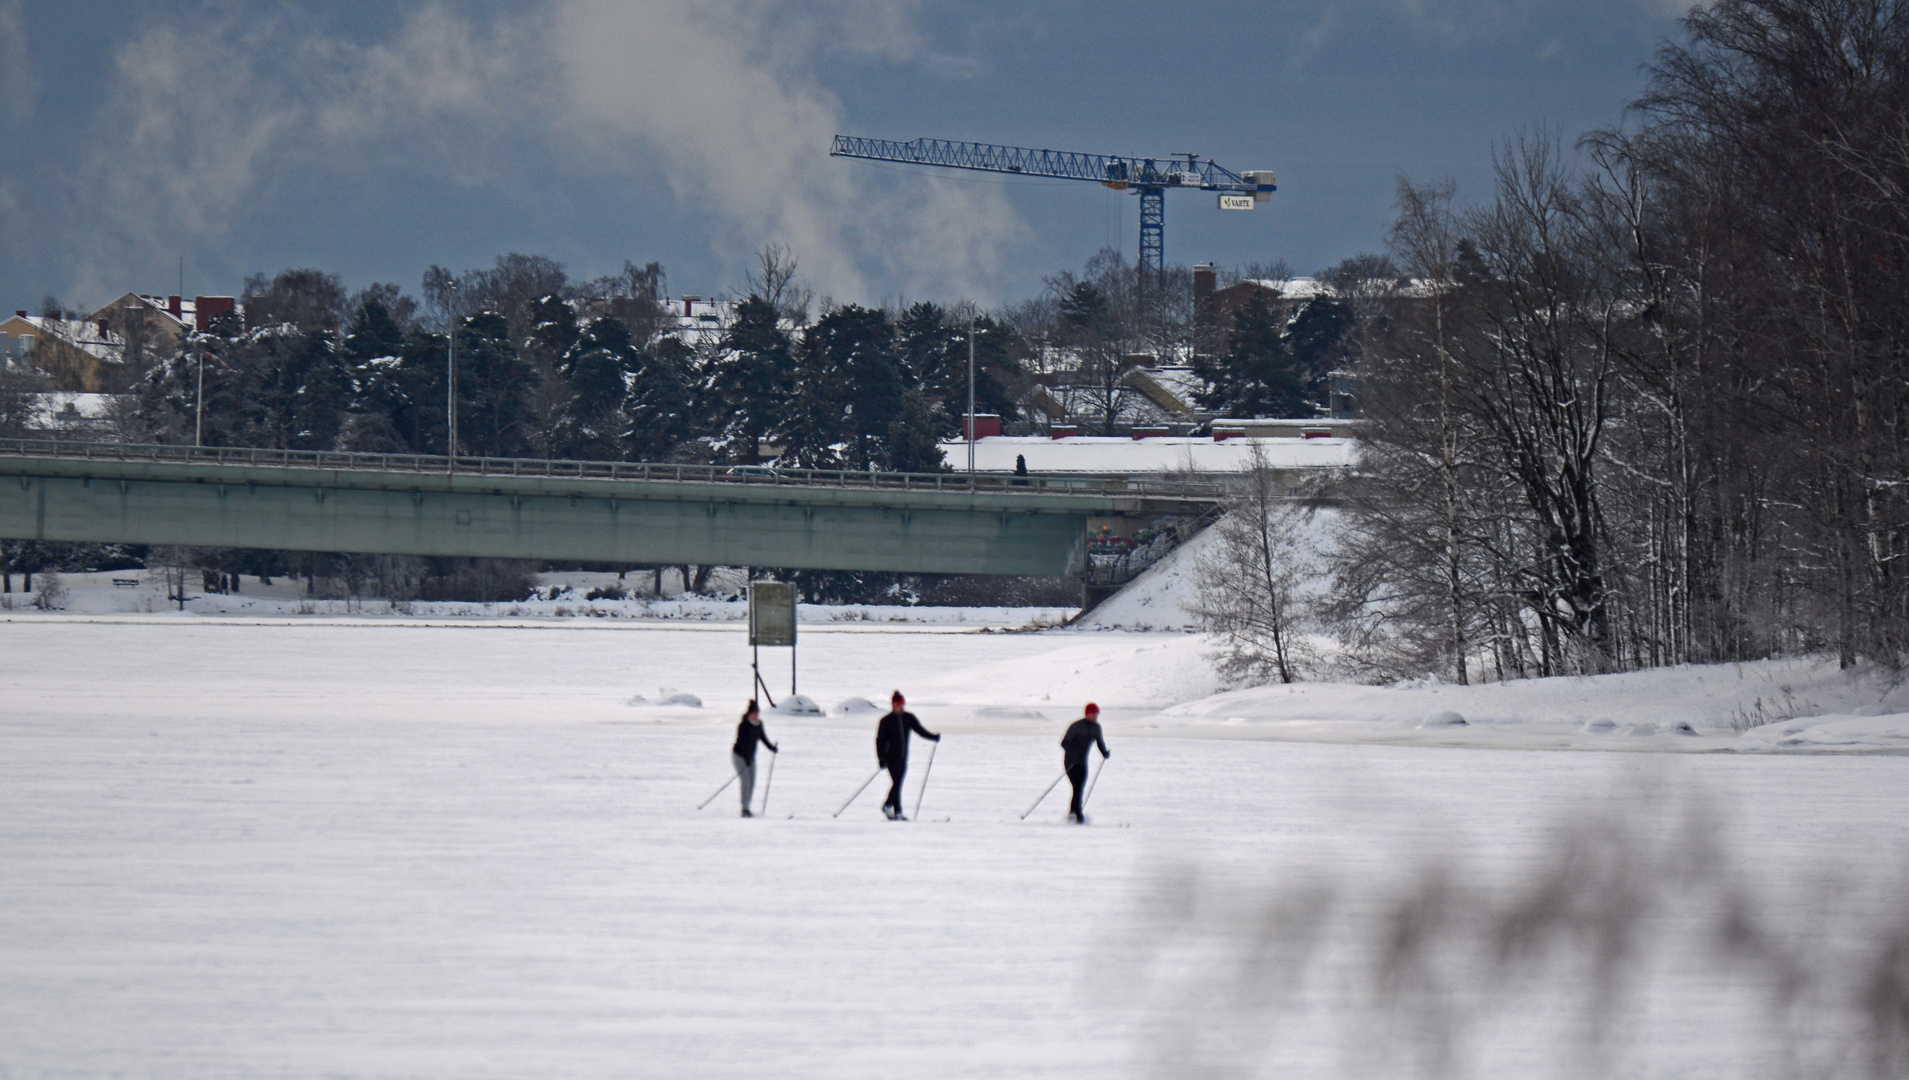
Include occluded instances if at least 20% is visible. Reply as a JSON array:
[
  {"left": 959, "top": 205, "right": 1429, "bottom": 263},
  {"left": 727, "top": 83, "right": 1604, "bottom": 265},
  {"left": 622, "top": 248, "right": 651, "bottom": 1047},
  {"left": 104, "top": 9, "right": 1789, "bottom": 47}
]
[
  {"left": 1060, "top": 704, "right": 1110, "bottom": 824},
  {"left": 875, "top": 690, "right": 940, "bottom": 820}
]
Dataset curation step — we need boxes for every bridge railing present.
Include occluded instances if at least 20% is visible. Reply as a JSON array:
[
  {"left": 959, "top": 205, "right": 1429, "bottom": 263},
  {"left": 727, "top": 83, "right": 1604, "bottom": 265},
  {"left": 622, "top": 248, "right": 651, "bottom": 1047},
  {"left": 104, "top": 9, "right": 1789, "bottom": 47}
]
[{"left": 0, "top": 438, "right": 1224, "bottom": 501}]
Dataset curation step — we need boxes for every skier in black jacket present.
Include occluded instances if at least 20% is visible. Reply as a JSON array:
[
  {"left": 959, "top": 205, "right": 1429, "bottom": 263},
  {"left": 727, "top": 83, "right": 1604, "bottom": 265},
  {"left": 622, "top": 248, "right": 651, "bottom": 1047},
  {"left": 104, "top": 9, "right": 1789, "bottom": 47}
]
[
  {"left": 875, "top": 690, "right": 939, "bottom": 820},
  {"left": 732, "top": 700, "right": 778, "bottom": 818},
  {"left": 1060, "top": 703, "right": 1110, "bottom": 824}
]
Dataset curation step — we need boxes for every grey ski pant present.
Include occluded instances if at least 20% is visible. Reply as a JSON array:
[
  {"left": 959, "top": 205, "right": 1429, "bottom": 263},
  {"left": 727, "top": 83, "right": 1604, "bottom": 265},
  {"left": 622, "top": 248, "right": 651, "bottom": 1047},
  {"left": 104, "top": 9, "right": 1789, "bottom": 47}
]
[{"left": 732, "top": 752, "right": 755, "bottom": 811}]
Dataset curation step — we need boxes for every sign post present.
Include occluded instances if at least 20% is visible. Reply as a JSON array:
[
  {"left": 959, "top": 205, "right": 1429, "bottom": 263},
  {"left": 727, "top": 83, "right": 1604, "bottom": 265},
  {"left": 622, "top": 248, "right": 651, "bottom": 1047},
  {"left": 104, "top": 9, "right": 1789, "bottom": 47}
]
[{"left": 748, "top": 581, "right": 797, "bottom": 707}]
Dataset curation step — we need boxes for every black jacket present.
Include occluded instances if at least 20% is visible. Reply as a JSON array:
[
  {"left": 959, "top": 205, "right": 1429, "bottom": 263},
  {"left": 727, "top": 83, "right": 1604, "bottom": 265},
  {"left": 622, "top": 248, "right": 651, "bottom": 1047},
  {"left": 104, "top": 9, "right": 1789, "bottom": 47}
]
[
  {"left": 876, "top": 709, "right": 938, "bottom": 767},
  {"left": 733, "top": 718, "right": 778, "bottom": 764},
  {"left": 1061, "top": 719, "right": 1109, "bottom": 771}
]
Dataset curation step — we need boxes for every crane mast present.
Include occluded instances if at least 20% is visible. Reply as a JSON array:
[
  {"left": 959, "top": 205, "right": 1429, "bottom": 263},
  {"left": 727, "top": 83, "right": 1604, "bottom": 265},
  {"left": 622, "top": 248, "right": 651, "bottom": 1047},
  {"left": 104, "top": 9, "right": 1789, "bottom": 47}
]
[{"left": 829, "top": 135, "right": 1275, "bottom": 280}]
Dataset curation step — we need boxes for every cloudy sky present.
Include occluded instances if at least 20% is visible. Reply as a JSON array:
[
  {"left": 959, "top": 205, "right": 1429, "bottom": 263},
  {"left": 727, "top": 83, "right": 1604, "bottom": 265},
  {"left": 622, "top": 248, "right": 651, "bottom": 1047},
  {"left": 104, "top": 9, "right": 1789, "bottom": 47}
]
[{"left": 0, "top": 0, "right": 1692, "bottom": 312}]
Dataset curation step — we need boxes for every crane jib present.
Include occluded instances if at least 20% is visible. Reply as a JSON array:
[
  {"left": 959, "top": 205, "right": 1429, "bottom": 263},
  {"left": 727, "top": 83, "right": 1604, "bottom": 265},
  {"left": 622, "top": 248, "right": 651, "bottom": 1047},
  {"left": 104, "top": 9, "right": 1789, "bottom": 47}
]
[
  {"left": 827, "top": 135, "right": 1273, "bottom": 194},
  {"left": 829, "top": 133, "right": 1275, "bottom": 277}
]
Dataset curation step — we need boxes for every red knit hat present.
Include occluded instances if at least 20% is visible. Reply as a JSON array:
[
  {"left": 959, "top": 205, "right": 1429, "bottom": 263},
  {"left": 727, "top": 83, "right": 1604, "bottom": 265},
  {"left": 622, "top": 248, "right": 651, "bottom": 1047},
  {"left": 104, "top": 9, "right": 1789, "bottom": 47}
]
[
  {"left": 892, "top": 690, "right": 905, "bottom": 705},
  {"left": 1084, "top": 703, "right": 1099, "bottom": 715}
]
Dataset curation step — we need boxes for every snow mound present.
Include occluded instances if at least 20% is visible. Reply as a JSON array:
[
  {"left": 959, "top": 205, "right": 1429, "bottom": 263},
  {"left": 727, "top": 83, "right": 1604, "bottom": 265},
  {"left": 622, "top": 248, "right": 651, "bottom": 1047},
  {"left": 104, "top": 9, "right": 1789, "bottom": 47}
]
[
  {"left": 1735, "top": 712, "right": 1909, "bottom": 751},
  {"left": 1421, "top": 710, "right": 1468, "bottom": 728},
  {"left": 833, "top": 696, "right": 881, "bottom": 717},
  {"left": 975, "top": 706, "right": 1050, "bottom": 720},
  {"left": 624, "top": 691, "right": 702, "bottom": 708},
  {"left": 772, "top": 694, "right": 824, "bottom": 716}
]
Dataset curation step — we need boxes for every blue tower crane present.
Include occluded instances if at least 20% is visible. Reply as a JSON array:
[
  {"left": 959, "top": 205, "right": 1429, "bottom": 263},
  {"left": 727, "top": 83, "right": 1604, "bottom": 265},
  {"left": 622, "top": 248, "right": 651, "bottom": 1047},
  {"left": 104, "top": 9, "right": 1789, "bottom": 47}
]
[{"left": 829, "top": 135, "right": 1276, "bottom": 280}]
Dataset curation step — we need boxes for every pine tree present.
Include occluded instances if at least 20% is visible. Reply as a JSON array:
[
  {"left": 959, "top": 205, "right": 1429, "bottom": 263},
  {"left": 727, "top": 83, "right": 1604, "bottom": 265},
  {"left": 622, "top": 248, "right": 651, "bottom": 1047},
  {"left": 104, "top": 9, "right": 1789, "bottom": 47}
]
[
  {"left": 1194, "top": 294, "right": 1310, "bottom": 418},
  {"left": 901, "top": 303, "right": 1025, "bottom": 437},
  {"left": 883, "top": 389, "right": 946, "bottom": 472},
  {"left": 1286, "top": 296, "right": 1354, "bottom": 388},
  {"left": 707, "top": 295, "right": 794, "bottom": 463},
  {"left": 341, "top": 299, "right": 411, "bottom": 450},
  {"left": 563, "top": 318, "right": 630, "bottom": 421},
  {"left": 228, "top": 329, "right": 350, "bottom": 450},
  {"left": 518, "top": 294, "right": 579, "bottom": 458},
  {"left": 775, "top": 327, "right": 843, "bottom": 470},
  {"left": 456, "top": 311, "right": 536, "bottom": 458},
  {"left": 394, "top": 328, "right": 449, "bottom": 454},
  {"left": 808, "top": 305, "right": 903, "bottom": 470},
  {"left": 625, "top": 337, "right": 697, "bottom": 461}
]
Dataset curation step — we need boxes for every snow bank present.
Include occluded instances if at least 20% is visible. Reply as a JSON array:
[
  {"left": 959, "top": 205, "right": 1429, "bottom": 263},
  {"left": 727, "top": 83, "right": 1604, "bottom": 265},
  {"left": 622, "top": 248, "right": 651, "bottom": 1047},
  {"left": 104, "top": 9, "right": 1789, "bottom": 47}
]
[
  {"left": 1734, "top": 712, "right": 1909, "bottom": 752},
  {"left": 1071, "top": 526, "right": 1214, "bottom": 631},
  {"left": 1146, "top": 656, "right": 1909, "bottom": 752},
  {"left": 1074, "top": 505, "right": 1340, "bottom": 632},
  {"left": 13, "top": 570, "right": 1072, "bottom": 628}
]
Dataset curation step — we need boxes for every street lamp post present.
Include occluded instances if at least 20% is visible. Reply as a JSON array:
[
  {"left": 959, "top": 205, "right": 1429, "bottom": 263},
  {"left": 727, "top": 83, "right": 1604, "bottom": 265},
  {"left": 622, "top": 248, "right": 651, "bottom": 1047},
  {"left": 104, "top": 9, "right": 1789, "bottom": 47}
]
[
  {"left": 446, "top": 282, "right": 458, "bottom": 475},
  {"left": 966, "top": 305, "right": 976, "bottom": 475},
  {"left": 194, "top": 349, "right": 206, "bottom": 447}
]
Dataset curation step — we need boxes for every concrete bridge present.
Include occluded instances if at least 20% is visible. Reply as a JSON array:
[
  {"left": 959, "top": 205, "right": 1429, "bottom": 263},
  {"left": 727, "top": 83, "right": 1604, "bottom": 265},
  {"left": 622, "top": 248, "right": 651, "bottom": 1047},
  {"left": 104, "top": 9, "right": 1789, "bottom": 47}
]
[{"left": 0, "top": 440, "right": 1220, "bottom": 578}]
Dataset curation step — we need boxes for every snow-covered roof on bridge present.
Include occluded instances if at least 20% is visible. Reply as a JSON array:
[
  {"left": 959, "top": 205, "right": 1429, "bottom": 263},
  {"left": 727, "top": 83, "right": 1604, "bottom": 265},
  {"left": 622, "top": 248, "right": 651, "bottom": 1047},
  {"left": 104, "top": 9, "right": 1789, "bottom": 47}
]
[{"left": 935, "top": 435, "right": 1355, "bottom": 475}]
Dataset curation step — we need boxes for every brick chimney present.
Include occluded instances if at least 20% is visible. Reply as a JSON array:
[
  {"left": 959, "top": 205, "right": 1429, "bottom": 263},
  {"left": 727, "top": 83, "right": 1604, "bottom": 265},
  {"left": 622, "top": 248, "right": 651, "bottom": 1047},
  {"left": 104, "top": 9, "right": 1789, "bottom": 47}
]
[
  {"left": 194, "top": 296, "right": 235, "bottom": 332},
  {"left": 168, "top": 295, "right": 182, "bottom": 318},
  {"left": 1193, "top": 263, "right": 1218, "bottom": 359}
]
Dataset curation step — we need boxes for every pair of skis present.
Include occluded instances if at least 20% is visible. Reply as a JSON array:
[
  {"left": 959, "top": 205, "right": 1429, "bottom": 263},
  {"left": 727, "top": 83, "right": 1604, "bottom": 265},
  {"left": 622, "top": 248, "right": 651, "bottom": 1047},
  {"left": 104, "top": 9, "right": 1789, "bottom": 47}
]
[
  {"left": 696, "top": 750, "right": 778, "bottom": 815},
  {"left": 1019, "top": 755, "right": 1107, "bottom": 821},
  {"left": 831, "top": 739, "right": 937, "bottom": 820}
]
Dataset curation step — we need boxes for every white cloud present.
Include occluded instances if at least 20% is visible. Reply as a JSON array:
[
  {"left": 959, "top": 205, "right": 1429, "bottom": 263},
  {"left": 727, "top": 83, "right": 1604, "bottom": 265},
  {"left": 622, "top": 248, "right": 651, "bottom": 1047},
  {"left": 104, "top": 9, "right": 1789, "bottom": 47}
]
[
  {"left": 0, "top": 0, "right": 34, "bottom": 124},
  {"left": 56, "top": 1, "right": 1026, "bottom": 305},
  {"left": 549, "top": 0, "right": 1021, "bottom": 299}
]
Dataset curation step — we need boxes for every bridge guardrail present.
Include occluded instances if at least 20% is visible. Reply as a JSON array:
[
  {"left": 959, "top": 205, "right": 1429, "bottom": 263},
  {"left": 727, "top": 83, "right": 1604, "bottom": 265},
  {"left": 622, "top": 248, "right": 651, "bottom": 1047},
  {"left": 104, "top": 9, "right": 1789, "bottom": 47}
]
[{"left": 0, "top": 438, "right": 1224, "bottom": 502}]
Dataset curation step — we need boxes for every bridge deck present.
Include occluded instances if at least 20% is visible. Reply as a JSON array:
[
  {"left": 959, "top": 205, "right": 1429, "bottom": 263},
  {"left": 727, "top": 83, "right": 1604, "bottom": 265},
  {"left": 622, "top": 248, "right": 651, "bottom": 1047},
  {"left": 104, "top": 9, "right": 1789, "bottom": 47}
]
[{"left": 0, "top": 441, "right": 1220, "bottom": 577}]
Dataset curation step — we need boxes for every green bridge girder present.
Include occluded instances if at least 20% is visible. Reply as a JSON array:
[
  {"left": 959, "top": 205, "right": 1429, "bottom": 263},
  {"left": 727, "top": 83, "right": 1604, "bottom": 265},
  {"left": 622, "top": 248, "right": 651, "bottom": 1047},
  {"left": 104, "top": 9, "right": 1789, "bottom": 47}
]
[{"left": 0, "top": 442, "right": 1219, "bottom": 577}]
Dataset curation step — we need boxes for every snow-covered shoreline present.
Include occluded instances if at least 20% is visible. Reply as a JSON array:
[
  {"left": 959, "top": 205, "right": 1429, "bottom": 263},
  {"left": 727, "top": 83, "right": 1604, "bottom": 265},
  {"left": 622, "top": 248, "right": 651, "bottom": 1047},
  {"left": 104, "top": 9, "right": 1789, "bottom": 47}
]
[
  {"left": 4, "top": 614, "right": 1907, "bottom": 753},
  {"left": 2, "top": 569, "right": 1078, "bottom": 627}
]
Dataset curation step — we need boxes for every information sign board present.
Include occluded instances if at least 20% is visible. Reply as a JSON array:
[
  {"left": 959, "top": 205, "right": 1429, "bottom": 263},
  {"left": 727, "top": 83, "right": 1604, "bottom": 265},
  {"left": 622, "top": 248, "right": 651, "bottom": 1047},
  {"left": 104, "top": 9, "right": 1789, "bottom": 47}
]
[{"left": 749, "top": 581, "right": 797, "bottom": 647}]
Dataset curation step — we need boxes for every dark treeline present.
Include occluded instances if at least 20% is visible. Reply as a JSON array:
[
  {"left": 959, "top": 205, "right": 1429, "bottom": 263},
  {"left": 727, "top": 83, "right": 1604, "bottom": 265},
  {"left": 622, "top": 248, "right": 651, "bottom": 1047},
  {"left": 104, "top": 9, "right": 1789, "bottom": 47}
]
[
  {"left": 1330, "top": 0, "right": 1909, "bottom": 679},
  {"left": 129, "top": 251, "right": 1028, "bottom": 473}
]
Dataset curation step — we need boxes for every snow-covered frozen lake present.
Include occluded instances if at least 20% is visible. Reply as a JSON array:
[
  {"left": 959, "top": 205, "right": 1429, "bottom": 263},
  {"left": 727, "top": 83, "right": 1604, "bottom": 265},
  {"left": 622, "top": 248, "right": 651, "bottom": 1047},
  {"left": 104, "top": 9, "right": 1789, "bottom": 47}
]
[{"left": 3, "top": 620, "right": 1907, "bottom": 1077}]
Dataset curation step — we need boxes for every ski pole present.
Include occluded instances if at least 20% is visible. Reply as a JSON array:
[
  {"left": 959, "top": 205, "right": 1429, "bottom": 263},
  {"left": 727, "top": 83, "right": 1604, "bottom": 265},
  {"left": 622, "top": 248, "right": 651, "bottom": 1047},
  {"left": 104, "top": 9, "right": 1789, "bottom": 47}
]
[
  {"left": 913, "top": 740, "right": 938, "bottom": 819},
  {"left": 697, "top": 772, "right": 737, "bottom": 810},
  {"left": 759, "top": 750, "right": 777, "bottom": 816},
  {"left": 1020, "top": 770, "right": 1067, "bottom": 820},
  {"left": 1082, "top": 755, "right": 1108, "bottom": 810},
  {"left": 833, "top": 767, "right": 884, "bottom": 818}
]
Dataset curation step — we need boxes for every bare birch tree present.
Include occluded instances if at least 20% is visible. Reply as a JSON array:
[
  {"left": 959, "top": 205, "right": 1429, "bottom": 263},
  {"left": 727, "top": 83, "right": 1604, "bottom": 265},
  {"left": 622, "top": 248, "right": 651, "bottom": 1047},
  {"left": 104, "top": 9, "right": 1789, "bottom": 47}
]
[{"left": 1193, "top": 441, "right": 1314, "bottom": 684}]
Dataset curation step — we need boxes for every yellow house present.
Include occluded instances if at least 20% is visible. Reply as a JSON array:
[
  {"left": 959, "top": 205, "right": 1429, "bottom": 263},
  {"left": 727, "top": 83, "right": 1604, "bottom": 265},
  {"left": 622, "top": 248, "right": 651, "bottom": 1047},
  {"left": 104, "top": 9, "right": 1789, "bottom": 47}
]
[
  {"left": 0, "top": 293, "right": 229, "bottom": 393},
  {"left": 0, "top": 312, "right": 125, "bottom": 393}
]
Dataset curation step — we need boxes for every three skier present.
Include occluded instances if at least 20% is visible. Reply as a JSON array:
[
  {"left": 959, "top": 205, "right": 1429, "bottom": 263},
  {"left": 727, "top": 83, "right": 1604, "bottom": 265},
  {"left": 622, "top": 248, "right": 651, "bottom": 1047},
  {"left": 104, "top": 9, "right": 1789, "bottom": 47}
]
[
  {"left": 875, "top": 690, "right": 940, "bottom": 820},
  {"left": 1060, "top": 703, "right": 1110, "bottom": 824},
  {"left": 717, "top": 695, "right": 1111, "bottom": 823},
  {"left": 731, "top": 700, "right": 778, "bottom": 818}
]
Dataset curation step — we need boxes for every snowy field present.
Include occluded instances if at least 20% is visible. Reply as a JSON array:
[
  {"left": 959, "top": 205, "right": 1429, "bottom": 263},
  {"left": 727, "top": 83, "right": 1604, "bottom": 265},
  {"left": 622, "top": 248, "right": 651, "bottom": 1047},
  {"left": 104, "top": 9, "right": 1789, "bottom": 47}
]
[{"left": 4, "top": 618, "right": 1909, "bottom": 1077}]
